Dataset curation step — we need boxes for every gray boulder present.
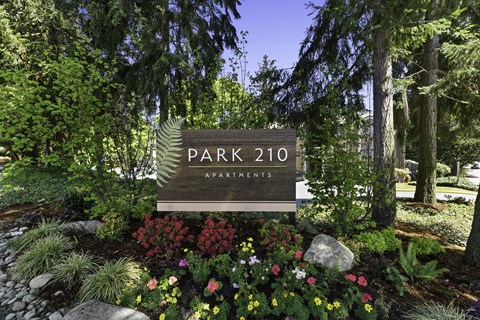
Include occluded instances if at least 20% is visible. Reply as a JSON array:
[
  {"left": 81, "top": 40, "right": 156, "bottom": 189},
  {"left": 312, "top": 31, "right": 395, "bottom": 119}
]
[
  {"left": 304, "top": 234, "right": 355, "bottom": 272},
  {"left": 61, "top": 221, "right": 103, "bottom": 236},
  {"left": 29, "top": 273, "right": 53, "bottom": 289},
  {"left": 63, "top": 300, "right": 149, "bottom": 320}
]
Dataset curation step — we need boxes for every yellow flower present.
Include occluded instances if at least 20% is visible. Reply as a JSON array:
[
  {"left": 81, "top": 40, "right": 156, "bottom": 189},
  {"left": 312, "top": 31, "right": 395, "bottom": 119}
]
[
  {"left": 240, "top": 317, "right": 245, "bottom": 320},
  {"left": 253, "top": 300, "right": 260, "bottom": 307},
  {"left": 234, "top": 293, "right": 239, "bottom": 300},
  {"left": 247, "top": 304, "right": 253, "bottom": 311},
  {"left": 248, "top": 294, "right": 253, "bottom": 300},
  {"left": 365, "top": 303, "right": 373, "bottom": 313},
  {"left": 207, "top": 317, "right": 210, "bottom": 320},
  {"left": 213, "top": 306, "right": 220, "bottom": 315},
  {"left": 327, "top": 303, "right": 333, "bottom": 311},
  {"left": 251, "top": 249, "right": 255, "bottom": 253},
  {"left": 115, "top": 299, "right": 121, "bottom": 305},
  {"left": 283, "top": 292, "right": 288, "bottom": 298},
  {"left": 272, "top": 298, "right": 278, "bottom": 307},
  {"left": 333, "top": 301, "right": 340, "bottom": 308},
  {"left": 289, "top": 292, "right": 295, "bottom": 296},
  {"left": 135, "top": 295, "right": 142, "bottom": 304},
  {"left": 194, "top": 311, "right": 201, "bottom": 318},
  {"left": 314, "top": 297, "right": 322, "bottom": 306},
  {"left": 247, "top": 237, "right": 253, "bottom": 242},
  {"left": 184, "top": 248, "right": 189, "bottom": 252},
  {"left": 203, "top": 303, "right": 210, "bottom": 311},
  {"left": 159, "top": 314, "right": 166, "bottom": 320}
]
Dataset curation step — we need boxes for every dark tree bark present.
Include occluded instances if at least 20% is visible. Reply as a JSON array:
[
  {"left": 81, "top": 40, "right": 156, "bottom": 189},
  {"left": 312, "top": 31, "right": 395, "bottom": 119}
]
[
  {"left": 414, "top": 0, "right": 439, "bottom": 205},
  {"left": 465, "top": 184, "right": 480, "bottom": 267},
  {"left": 394, "top": 90, "right": 409, "bottom": 170},
  {"left": 372, "top": 27, "right": 396, "bottom": 226}
]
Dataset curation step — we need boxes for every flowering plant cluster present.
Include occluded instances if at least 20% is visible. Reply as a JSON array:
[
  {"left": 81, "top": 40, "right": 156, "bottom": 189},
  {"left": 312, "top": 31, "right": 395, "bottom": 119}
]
[
  {"left": 132, "top": 214, "right": 193, "bottom": 257},
  {"left": 179, "top": 236, "right": 378, "bottom": 320},
  {"left": 197, "top": 219, "right": 236, "bottom": 258},
  {"left": 260, "top": 220, "right": 303, "bottom": 253}
]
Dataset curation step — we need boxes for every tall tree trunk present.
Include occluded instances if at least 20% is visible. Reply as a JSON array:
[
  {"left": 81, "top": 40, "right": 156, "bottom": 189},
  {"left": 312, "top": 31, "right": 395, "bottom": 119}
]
[
  {"left": 159, "top": 0, "right": 170, "bottom": 126},
  {"left": 465, "top": 184, "right": 480, "bottom": 267},
  {"left": 372, "top": 28, "right": 396, "bottom": 226},
  {"left": 394, "top": 90, "right": 409, "bottom": 170},
  {"left": 414, "top": 0, "right": 439, "bottom": 205}
]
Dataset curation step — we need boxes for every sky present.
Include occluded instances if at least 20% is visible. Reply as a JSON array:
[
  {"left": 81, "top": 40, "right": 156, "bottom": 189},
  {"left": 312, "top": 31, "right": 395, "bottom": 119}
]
[{"left": 223, "top": 1, "right": 320, "bottom": 77}]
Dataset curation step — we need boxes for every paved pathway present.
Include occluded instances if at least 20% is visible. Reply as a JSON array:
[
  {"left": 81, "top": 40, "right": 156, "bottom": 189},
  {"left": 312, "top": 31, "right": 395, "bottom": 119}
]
[{"left": 296, "top": 180, "right": 477, "bottom": 205}]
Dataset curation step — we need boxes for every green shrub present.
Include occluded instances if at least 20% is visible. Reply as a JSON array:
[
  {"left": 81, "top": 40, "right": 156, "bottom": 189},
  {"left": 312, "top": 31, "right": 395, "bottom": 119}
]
[
  {"left": 436, "top": 163, "right": 452, "bottom": 178},
  {"left": 399, "top": 242, "right": 448, "bottom": 283},
  {"left": 9, "top": 220, "right": 63, "bottom": 252},
  {"left": 436, "top": 177, "right": 479, "bottom": 192},
  {"left": 385, "top": 266, "right": 408, "bottom": 296},
  {"left": 13, "top": 234, "right": 73, "bottom": 280},
  {"left": 52, "top": 252, "right": 96, "bottom": 287},
  {"left": 353, "top": 227, "right": 402, "bottom": 254},
  {"left": 78, "top": 258, "right": 141, "bottom": 303},
  {"left": 410, "top": 237, "right": 445, "bottom": 256},
  {"left": 404, "top": 301, "right": 472, "bottom": 320},
  {"left": 0, "top": 162, "right": 69, "bottom": 209},
  {"left": 395, "top": 168, "right": 411, "bottom": 183},
  {"left": 95, "top": 213, "right": 128, "bottom": 241}
]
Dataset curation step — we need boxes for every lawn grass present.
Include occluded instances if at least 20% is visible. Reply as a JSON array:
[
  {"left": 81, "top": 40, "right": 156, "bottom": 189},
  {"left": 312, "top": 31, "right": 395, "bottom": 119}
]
[{"left": 396, "top": 183, "right": 477, "bottom": 195}]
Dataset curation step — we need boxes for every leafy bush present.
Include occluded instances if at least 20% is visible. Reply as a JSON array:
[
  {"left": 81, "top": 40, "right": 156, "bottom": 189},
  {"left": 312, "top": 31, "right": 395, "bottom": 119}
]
[
  {"left": 132, "top": 214, "right": 193, "bottom": 257},
  {"left": 197, "top": 219, "right": 236, "bottom": 258},
  {"left": 260, "top": 221, "right": 303, "bottom": 253},
  {"left": 399, "top": 243, "right": 448, "bottom": 283},
  {"left": 353, "top": 228, "right": 402, "bottom": 254},
  {"left": 436, "top": 163, "right": 452, "bottom": 178},
  {"left": 385, "top": 267, "right": 408, "bottom": 296},
  {"left": 13, "top": 234, "right": 73, "bottom": 280},
  {"left": 410, "top": 237, "right": 445, "bottom": 256},
  {"left": 78, "top": 258, "right": 141, "bottom": 303},
  {"left": 404, "top": 301, "right": 472, "bottom": 320},
  {"left": 395, "top": 168, "right": 411, "bottom": 183},
  {"left": 436, "top": 177, "right": 479, "bottom": 192},
  {"left": 9, "top": 220, "right": 63, "bottom": 252},
  {"left": 0, "top": 162, "right": 69, "bottom": 209},
  {"left": 52, "top": 252, "right": 96, "bottom": 287},
  {"left": 96, "top": 212, "right": 128, "bottom": 241}
]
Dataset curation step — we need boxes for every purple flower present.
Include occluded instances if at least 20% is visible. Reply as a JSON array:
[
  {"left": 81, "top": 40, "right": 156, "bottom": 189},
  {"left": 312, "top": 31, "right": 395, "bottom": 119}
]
[{"left": 179, "top": 259, "right": 188, "bottom": 267}]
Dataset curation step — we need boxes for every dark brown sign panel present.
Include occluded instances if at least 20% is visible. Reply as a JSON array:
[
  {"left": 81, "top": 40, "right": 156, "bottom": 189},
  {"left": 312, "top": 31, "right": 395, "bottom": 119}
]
[{"left": 157, "top": 129, "right": 296, "bottom": 211}]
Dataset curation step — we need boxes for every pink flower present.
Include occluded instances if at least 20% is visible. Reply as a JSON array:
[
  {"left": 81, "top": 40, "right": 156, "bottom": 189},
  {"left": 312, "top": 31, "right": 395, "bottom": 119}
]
[
  {"left": 168, "top": 276, "right": 178, "bottom": 286},
  {"left": 207, "top": 280, "right": 219, "bottom": 293},
  {"left": 271, "top": 264, "right": 281, "bottom": 276},
  {"left": 361, "top": 292, "right": 373, "bottom": 303},
  {"left": 295, "top": 251, "right": 303, "bottom": 259},
  {"left": 146, "top": 278, "right": 158, "bottom": 290},
  {"left": 307, "top": 277, "right": 316, "bottom": 285},
  {"left": 358, "top": 276, "right": 368, "bottom": 287},
  {"left": 179, "top": 259, "right": 188, "bottom": 267},
  {"left": 346, "top": 274, "right": 357, "bottom": 282}
]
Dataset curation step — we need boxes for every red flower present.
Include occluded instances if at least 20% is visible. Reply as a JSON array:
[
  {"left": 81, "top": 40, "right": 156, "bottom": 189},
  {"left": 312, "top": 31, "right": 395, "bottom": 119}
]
[
  {"left": 295, "top": 251, "right": 303, "bottom": 259},
  {"left": 361, "top": 293, "right": 373, "bottom": 303},
  {"left": 358, "top": 276, "right": 368, "bottom": 287},
  {"left": 207, "top": 280, "right": 219, "bottom": 293},
  {"left": 307, "top": 277, "right": 316, "bottom": 285},
  {"left": 271, "top": 264, "right": 281, "bottom": 276},
  {"left": 346, "top": 274, "right": 357, "bottom": 282}
]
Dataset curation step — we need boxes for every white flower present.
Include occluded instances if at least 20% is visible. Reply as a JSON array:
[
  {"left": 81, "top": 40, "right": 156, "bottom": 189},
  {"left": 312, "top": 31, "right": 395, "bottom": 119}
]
[
  {"left": 292, "top": 268, "right": 306, "bottom": 280},
  {"left": 240, "top": 260, "right": 246, "bottom": 265},
  {"left": 232, "top": 283, "right": 239, "bottom": 288},
  {"left": 232, "top": 267, "right": 236, "bottom": 272},
  {"left": 248, "top": 256, "right": 261, "bottom": 265}
]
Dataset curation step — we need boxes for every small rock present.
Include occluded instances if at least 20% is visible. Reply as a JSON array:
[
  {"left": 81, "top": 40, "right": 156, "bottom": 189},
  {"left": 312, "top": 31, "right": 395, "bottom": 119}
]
[
  {"left": 15, "top": 283, "right": 24, "bottom": 289},
  {"left": 23, "top": 294, "right": 36, "bottom": 303},
  {"left": 5, "top": 313, "right": 16, "bottom": 320},
  {"left": 53, "top": 290, "right": 64, "bottom": 296},
  {"left": 0, "top": 273, "right": 8, "bottom": 282},
  {"left": 16, "top": 290, "right": 28, "bottom": 299},
  {"left": 24, "top": 309, "right": 37, "bottom": 319},
  {"left": 41, "top": 300, "right": 49, "bottom": 307},
  {"left": 27, "top": 303, "right": 35, "bottom": 310},
  {"left": 61, "top": 221, "right": 103, "bottom": 236},
  {"left": 63, "top": 300, "right": 149, "bottom": 320},
  {"left": 7, "top": 297, "right": 17, "bottom": 305},
  {"left": 29, "top": 273, "right": 53, "bottom": 289},
  {"left": 49, "top": 311, "right": 64, "bottom": 320},
  {"left": 19, "top": 227, "right": 28, "bottom": 232},
  {"left": 5, "top": 255, "right": 14, "bottom": 264},
  {"left": 30, "top": 288, "right": 40, "bottom": 295},
  {"left": 6, "top": 281, "right": 15, "bottom": 287},
  {"left": 12, "top": 301, "right": 27, "bottom": 311}
]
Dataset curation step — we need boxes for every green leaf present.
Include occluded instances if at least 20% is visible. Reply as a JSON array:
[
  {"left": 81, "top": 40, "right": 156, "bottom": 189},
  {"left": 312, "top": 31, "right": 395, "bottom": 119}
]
[{"left": 156, "top": 118, "right": 185, "bottom": 188}]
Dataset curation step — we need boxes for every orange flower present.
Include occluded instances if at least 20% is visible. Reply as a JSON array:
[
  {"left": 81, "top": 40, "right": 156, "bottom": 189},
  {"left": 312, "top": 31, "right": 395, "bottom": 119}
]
[{"left": 146, "top": 278, "right": 158, "bottom": 290}]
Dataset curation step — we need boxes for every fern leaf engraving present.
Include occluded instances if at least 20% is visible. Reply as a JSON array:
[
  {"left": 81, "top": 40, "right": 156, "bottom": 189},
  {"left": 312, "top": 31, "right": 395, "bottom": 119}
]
[{"left": 156, "top": 118, "right": 185, "bottom": 188}]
